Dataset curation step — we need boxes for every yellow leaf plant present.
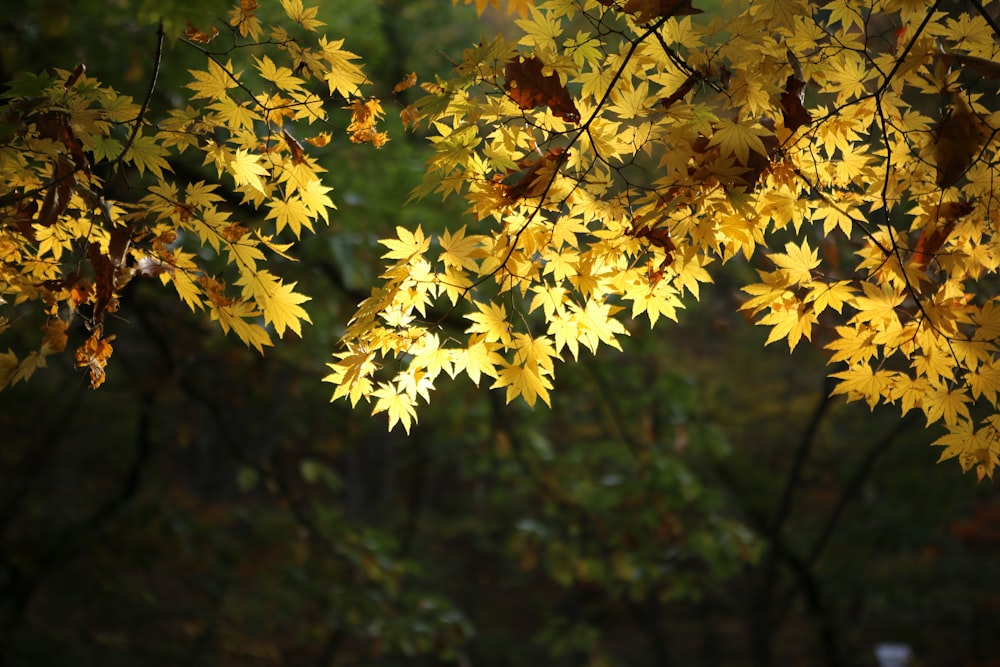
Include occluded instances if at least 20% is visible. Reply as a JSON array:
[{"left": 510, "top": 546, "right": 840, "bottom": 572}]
[
  {"left": 328, "top": 0, "right": 1000, "bottom": 480},
  {"left": 0, "top": 1, "right": 381, "bottom": 388}
]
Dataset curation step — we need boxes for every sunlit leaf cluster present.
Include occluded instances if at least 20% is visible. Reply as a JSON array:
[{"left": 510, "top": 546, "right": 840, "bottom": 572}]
[
  {"left": 0, "top": 0, "right": 380, "bottom": 388},
  {"left": 328, "top": 0, "right": 1000, "bottom": 479}
]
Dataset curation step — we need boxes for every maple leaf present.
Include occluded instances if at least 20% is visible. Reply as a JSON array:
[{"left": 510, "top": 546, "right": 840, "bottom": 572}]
[
  {"left": 492, "top": 360, "right": 553, "bottom": 407},
  {"left": 466, "top": 302, "right": 514, "bottom": 347},
  {"left": 281, "top": 0, "right": 324, "bottom": 31},
  {"left": 455, "top": 337, "right": 504, "bottom": 386},
  {"left": 380, "top": 226, "right": 430, "bottom": 262},
  {"left": 74, "top": 329, "right": 115, "bottom": 389},
  {"left": 393, "top": 72, "right": 418, "bottom": 94},
  {"left": 924, "top": 386, "right": 972, "bottom": 427},
  {"left": 504, "top": 55, "right": 580, "bottom": 124},
  {"left": 183, "top": 21, "right": 219, "bottom": 44},
  {"left": 125, "top": 133, "right": 171, "bottom": 178},
  {"left": 934, "top": 418, "right": 1000, "bottom": 481},
  {"left": 372, "top": 381, "right": 418, "bottom": 434},
  {"left": 707, "top": 117, "right": 771, "bottom": 167},
  {"left": 237, "top": 272, "right": 312, "bottom": 338},
  {"left": 935, "top": 95, "right": 989, "bottom": 188},
  {"left": 830, "top": 364, "right": 894, "bottom": 409},
  {"left": 227, "top": 149, "right": 270, "bottom": 194},
  {"left": 619, "top": 0, "right": 702, "bottom": 22},
  {"left": 187, "top": 59, "right": 239, "bottom": 100},
  {"left": 454, "top": 0, "right": 533, "bottom": 17},
  {"left": 770, "top": 240, "right": 820, "bottom": 285},
  {"left": 319, "top": 37, "right": 368, "bottom": 99},
  {"left": 439, "top": 226, "right": 485, "bottom": 272}
]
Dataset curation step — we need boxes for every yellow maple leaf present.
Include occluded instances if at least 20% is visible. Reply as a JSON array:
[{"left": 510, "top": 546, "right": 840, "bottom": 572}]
[
  {"left": 760, "top": 301, "right": 817, "bottom": 350},
  {"left": 933, "top": 417, "right": 1000, "bottom": 481},
  {"left": 492, "top": 361, "right": 553, "bottom": 407},
  {"left": 280, "top": 0, "right": 325, "bottom": 31},
  {"left": 372, "top": 381, "right": 418, "bottom": 434},
  {"left": 923, "top": 386, "right": 972, "bottom": 427},
  {"left": 241, "top": 273, "right": 312, "bottom": 338},
  {"left": 465, "top": 302, "right": 513, "bottom": 347},
  {"left": 770, "top": 240, "right": 820, "bottom": 285},
  {"left": 266, "top": 197, "right": 313, "bottom": 236},
  {"left": 968, "top": 362, "right": 1000, "bottom": 404},
  {"left": 187, "top": 58, "right": 239, "bottom": 100},
  {"left": 439, "top": 226, "right": 485, "bottom": 272},
  {"left": 454, "top": 336, "right": 504, "bottom": 386},
  {"left": 125, "top": 133, "right": 171, "bottom": 178},
  {"left": 228, "top": 149, "right": 269, "bottom": 195},
  {"left": 830, "top": 364, "right": 894, "bottom": 409},
  {"left": 707, "top": 117, "right": 771, "bottom": 166},
  {"left": 380, "top": 226, "right": 429, "bottom": 262}
]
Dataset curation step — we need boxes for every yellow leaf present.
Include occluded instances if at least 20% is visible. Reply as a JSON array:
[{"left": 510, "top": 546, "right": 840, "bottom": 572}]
[
  {"left": 266, "top": 196, "right": 314, "bottom": 236},
  {"left": 125, "top": 133, "right": 171, "bottom": 178},
  {"left": 380, "top": 226, "right": 429, "bottom": 262},
  {"left": 280, "top": 0, "right": 324, "bottom": 31},
  {"left": 924, "top": 386, "right": 972, "bottom": 427},
  {"left": 439, "top": 226, "right": 485, "bottom": 271},
  {"left": 372, "top": 381, "right": 417, "bottom": 433},
  {"left": 770, "top": 240, "right": 820, "bottom": 285},
  {"left": 830, "top": 364, "right": 894, "bottom": 409},
  {"left": 187, "top": 58, "right": 238, "bottom": 100},
  {"left": 465, "top": 302, "right": 513, "bottom": 347},
  {"left": 237, "top": 272, "right": 312, "bottom": 338},
  {"left": 228, "top": 149, "right": 269, "bottom": 195},
  {"left": 933, "top": 417, "right": 1000, "bottom": 481},
  {"left": 707, "top": 117, "right": 771, "bottom": 166},
  {"left": 491, "top": 361, "right": 553, "bottom": 407}
]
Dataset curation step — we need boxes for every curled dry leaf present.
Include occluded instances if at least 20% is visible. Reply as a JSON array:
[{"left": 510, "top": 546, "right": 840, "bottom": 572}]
[
  {"left": 392, "top": 72, "right": 417, "bottom": 94},
  {"left": 183, "top": 22, "right": 220, "bottom": 44},
  {"left": 75, "top": 329, "right": 115, "bottom": 389}
]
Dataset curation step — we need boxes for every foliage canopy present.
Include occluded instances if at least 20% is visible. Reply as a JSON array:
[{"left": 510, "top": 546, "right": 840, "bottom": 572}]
[{"left": 5, "top": 0, "right": 1000, "bottom": 479}]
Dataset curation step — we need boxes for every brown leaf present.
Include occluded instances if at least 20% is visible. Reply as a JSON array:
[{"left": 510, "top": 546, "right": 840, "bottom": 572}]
[
  {"left": 70, "top": 278, "right": 94, "bottom": 307},
  {"left": 64, "top": 63, "right": 86, "bottom": 90},
  {"left": 780, "top": 75, "right": 812, "bottom": 132},
  {"left": 912, "top": 200, "right": 975, "bottom": 270},
  {"left": 87, "top": 243, "right": 117, "bottom": 323},
  {"left": 935, "top": 96, "right": 990, "bottom": 188},
  {"left": 134, "top": 255, "right": 172, "bottom": 279},
  {"left": 108, "top": 226, "right": 132, "bottom": 268},
  {"left": 660, "top": 73, "right": 698, "bottom": 110},
  {"left": 8, "top": 197, "right": 38, "bottom": 242},
  {"left": 504, "top": 56, "right": 580, "bottom": 124},
  {"left": 392, "top": 72, "right": 417, "bottom": 94},
  {"left": 502, "top": 147, "right": 570, "bottom": 203},
  {"left": 41, "top": 318, "right": 68, "bottom": 354},
  {"left": 282, "top": 128, "right": 306, "bottom": 164},
  {"left": 35, "top": 111, "right": 90, "bottom": 178},
  {"left": 943, "top": 52, "right": 1000, "bottom": 80},
  {"left": 620, "top": 0, "right": 702, "bottom": 22},
  {"left": 36, "top": 154, "right": 77, "bottom": 228},
  {"left": 183, "top": 21, "right": 219, "bottom": 44},
  {"left": 780, "top": 51, "right": 812, "bottom": 132},
  {"left": 400, "top": 105, "right": 420, "bottom": 129}
]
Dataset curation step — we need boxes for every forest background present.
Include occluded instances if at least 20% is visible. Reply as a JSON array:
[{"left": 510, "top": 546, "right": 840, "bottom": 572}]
[{"left": 1, "top": 0, "right": 999, "bottom": 666}]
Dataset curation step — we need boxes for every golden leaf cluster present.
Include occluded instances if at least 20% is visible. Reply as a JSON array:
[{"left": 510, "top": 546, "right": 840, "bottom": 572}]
[
  {"left": 0, "top": 1, "right": 378, "bottom": 388},
  {"left": 325, "top": 0, "right": 1000, "bottom": 481}
]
